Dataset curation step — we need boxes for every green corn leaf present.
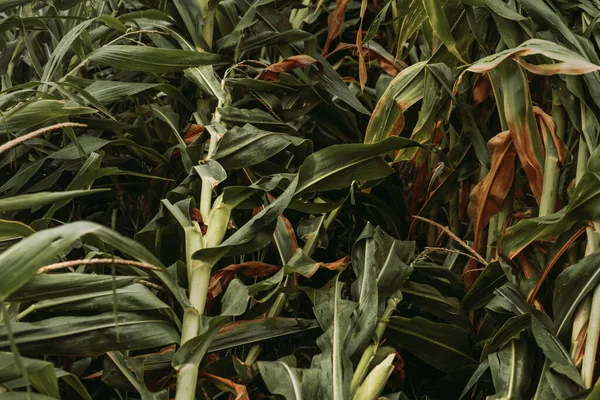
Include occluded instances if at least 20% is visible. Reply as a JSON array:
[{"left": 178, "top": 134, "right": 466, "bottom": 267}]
[{"left": 88, "top": 45, "right": 221, "bottom": 72}]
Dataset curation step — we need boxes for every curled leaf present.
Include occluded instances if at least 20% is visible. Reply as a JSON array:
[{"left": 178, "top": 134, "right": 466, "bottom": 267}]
[
  {"left": 322, "top": 0, "right": 352, "bottom": 54},
  {"left": 468, "top": 131, "right": 516, "bottom": 245},
  {"left": 462, "top": 39, "right": 600, "bottom": 76},
  {"left": 466, "top": 131, "right": 516, "bottom": 286},
  {"left": 262, "top": 55, "right": 321, "bottom": 81}
]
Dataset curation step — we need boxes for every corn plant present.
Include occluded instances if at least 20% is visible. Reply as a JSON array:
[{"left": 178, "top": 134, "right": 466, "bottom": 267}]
[{"left": 2, "top": 0, "right": 600, "bottom": 399}]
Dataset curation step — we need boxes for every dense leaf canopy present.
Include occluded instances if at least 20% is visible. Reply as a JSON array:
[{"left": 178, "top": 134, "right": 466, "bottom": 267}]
[{"left": 2, "top": 0, "right": 600, "bottom": 399}]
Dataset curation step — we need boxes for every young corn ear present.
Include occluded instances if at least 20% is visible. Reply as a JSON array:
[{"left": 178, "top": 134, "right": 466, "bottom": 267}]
[{"left": 352, "top": 353, "right": 395, "bottom": 400}]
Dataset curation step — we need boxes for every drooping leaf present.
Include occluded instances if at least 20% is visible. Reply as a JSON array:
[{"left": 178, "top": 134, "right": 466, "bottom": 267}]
[
  {"left": 209, "top": 318, "right": 319, "bottom": 353},
  {"left": 0, "top": 393, "right": 59, "bottom": 399},
  {"left": 402, "top": 281, "right": 470, "bottom": 331},
  {"left": 88, "top": 46, "right": 221, "bottom": 72},
  {"left": 0, "top": 221, "right": 166, "bottom": 301},
  {"left": 462, "top": 261, "right": 507, "bottom": 312},
  {"left": 0, "top": 312, "right": 179, "bottom": 355},
  {"left": 19, "top": 284, "right": 175, "bottom": 318},
  {"left": 0, "top": 100, "right": 96, "bottom": 134},
  {"left": 7, "top": 274, "right": 137, "bottom": 303},
  {"left": 0, "top": 219, "right": 34, "bottom": 239},
  {"left": 215, "top": 124, "right": 309, "bottom": 169},
  {"left": 364, "top": 62, "right": 426, "bottom": 144},
  {"left": 0, "top": 190, "right": 109, "bottom": 213},
  {"left": 239, "top": 30, "right": 314, "bottom": 51},
  {"left": 296, "top": 136, "right": 419, "bottom": 194},
  {"left": 81, "top": 80, "right": 192, "bottom": 107},
  {"left": 462, "top": 39, "right": 600, "bottom": 76},
  {"left": 387, "top": 316, "right": 476, "bottom": 373}
]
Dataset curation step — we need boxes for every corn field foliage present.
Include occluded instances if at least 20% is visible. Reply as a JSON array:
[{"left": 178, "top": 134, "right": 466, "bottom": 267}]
[{"left": 3, "top": 0, "right": 600, "bottom": 399}]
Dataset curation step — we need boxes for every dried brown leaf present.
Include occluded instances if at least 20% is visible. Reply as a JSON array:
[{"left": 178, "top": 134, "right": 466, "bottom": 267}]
[
  {"left": 468, "top": 131, "right": 517, "bottom": 244},
  {"left": 262, "top": 55, "right": 321, "bottom": 81},
  {"left": 199, "top": 371, "right": 250, "bottom": 400},
  {"left": 465, "top": 131, "right": 516, "bottom": 287},
  {"left": 472, "top": 74, "right": 491, "bottom": 105},
  {"left": 323, "top": 0, "right": 352, "bottom": 54},
  {"left": 184, "top": 124, "right": 204, "bottom": 144}
]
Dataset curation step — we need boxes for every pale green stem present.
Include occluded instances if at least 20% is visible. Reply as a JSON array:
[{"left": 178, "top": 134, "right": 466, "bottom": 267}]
[
  {"left": 572, "top": 296, "right": 592, "bottom": 364},
  {"left": 177, "top": 220, "right": 226, "bottom": 399},
  {"left": 539, "top": 92, "right": 565, "bottom": 218},
  {"left": 582, "top": 217, "right": 600, "bottom": 386},
  {"left": 572, "top": 140, "right": 593, "bottom": 365},
  {"left": 176, "top": 120, "right": 226, "bottom": 400},
  {"left": 529, "top": 95, "right": 565, "bottom": 387},
  {"left": 180, "top": 225, "right": 204, "bottom": 345},
  {"left": 175, "top": 364, "right": 200, "bottom": 400},
  {"left": 244, "top": 340, "right": 262, "bottom": 366},
  {"left": 178, "top": 308, "right": 200, "bottom": 351},
  {"left": 575, "top": 135, "right": 600, "bottom": 386},
  {"left": 576, "top": 139, "right": 589, "bottom": 187},
  {"left": 585, "top": 376, "right": 600, "bottom": 399},
  {"left": 536, "top": 92, "right": 566, "bottom": 268},
  {"left": 538, "top": 148, "right": 560, "bottom": 216},
  {"left": 185, "top": 263, "right": 212, "bottom": 334},
  {"left": 199, "top": 129, "right": 219, "bottom": 221},
  {"left": 583, "top": 282, "right": 600, "bottom": 387}
]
